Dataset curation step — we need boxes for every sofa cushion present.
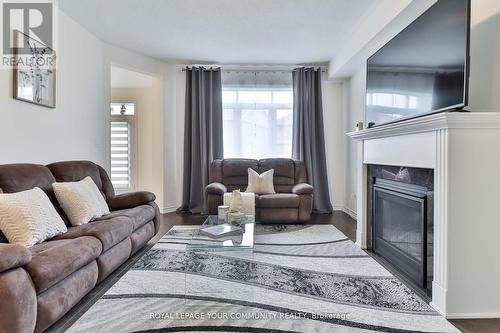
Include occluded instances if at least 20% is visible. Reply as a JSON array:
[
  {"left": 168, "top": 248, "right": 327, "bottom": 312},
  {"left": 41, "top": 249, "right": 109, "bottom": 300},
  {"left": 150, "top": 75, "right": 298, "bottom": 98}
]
[
  {"left": 25, "top": 236, "right": 101, "bottom": 294},
  {"left": 35, "top": 261, "right": 98, "bottom": 333},
  {"left": 94, "top": 205, "right": 155, "bottom": 231},
  {"left": 259, "top": 159, "right": 296, "bottom": 193},
  {"left": 96, "top": 238, "right": 131, "bottom": 283},
  {"left": 130, "top": 221, "right": 155, "bottom": 255},
  {"left": 221, "top": 159, "right": 259, "bottom": 191},
  {"left": 0, "top": 164, "right": 69, "bottom": 224},
  {"left": 0, "top": 267, "right": 37, "bottom": 333},
  {"left": 107, "top": 191, "right": 156, "bottom": 211},
  {"left": 0, "top": 164, "right": 55, "bottom": 194},
  {"left": 54, "top": 217, "right": 133, "bottom": 252},
  {"left": 256, "top": 193, "right": 300, "bottom": 208},
  {"left": 47, "top": 160, "right": 112, "bottom": 198},
  {"left": 205, "top": 182, "right": 227, "bottom": 195},
  {"left": 0, "top": 244, "right": 32, "bottom": 272}
]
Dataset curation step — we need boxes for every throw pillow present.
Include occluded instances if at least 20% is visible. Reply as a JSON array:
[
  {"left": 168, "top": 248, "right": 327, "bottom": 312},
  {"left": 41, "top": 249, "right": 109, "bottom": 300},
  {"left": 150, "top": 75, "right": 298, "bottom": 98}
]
[
  {"left": 0, "top": 187, "right": 67, "bottom": 246},
  {"left": 53, "top": 176, "right": 110, "bottom": 226},
  {"left": 229, "top": 189, "right": 243, "bottom": 212},
  {"left": 246, "top": 168, "right": 275, "bottom": 195}
]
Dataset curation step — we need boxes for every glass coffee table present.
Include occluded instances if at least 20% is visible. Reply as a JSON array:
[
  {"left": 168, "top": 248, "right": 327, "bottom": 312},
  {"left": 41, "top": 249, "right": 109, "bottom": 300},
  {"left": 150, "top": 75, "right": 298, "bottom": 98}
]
[
  {"left": 184, "top": 215, "right": 256, "bottom": 303},
  {"left": 186, "top": 215, "right": 255, "bottom": 251}
]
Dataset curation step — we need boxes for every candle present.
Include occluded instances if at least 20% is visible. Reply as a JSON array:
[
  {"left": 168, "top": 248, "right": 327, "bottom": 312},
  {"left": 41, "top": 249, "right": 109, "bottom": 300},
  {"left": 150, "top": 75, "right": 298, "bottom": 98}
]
[{"left": 218, "top": 205, "right": 230, "bottom": 224}]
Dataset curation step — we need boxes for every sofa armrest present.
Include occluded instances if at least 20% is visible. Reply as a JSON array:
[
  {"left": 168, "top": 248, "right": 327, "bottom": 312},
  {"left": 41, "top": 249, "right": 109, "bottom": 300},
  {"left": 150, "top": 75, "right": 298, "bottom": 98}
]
[
  {"left": 0, "top": 244, "right": 31, "bottom": 273},
  {"left": 107, "top": 191, "right": 156, "bottom": 211},
  {"left": 292, "top": 183, "right": 314, "bottom": 195},
  {"left": 205, "top": 182, "right": 227, "bottom": 195}
]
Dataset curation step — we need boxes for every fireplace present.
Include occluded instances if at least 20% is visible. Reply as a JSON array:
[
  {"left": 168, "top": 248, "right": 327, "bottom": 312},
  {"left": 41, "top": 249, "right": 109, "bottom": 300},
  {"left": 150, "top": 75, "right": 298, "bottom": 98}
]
[{"left": 368, "top": 165, "right": 434, "bottom": 296}]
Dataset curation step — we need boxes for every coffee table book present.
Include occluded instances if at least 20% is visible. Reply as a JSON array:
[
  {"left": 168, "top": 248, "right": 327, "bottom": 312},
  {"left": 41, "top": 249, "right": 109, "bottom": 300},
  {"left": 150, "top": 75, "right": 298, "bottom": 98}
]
[{"left": 200, "top": 224, "right": 243, "bottom": 239}]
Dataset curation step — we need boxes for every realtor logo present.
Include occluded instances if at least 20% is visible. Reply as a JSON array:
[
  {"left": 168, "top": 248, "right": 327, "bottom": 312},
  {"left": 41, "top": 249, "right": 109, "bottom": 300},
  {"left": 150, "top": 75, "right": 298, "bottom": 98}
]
[
  {"left": 2, "top": 1, "right": 53, "bottom": 54},
  {"left": 1, "top": 0, "right": 55, "bottom": 68}
]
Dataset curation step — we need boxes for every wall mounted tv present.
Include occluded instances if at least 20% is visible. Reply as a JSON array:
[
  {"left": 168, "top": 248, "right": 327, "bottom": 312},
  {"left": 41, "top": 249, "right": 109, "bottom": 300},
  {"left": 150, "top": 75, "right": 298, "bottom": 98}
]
[{"left": 366, "top": 0, "right": 470, "bottom": 127}]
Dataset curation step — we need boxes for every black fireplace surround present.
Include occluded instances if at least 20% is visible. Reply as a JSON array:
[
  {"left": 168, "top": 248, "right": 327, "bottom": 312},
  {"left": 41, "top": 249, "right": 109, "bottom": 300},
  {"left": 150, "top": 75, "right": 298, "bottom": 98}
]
[{"left": 367, "top": 165, "right": 434, "bottom": 296}]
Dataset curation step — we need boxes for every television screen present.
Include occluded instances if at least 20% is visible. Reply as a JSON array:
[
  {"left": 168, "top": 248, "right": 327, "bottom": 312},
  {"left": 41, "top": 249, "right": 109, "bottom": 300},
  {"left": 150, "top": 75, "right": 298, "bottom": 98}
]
[{"left": 366, "top": 0, "right": 470, "bottom": 127}]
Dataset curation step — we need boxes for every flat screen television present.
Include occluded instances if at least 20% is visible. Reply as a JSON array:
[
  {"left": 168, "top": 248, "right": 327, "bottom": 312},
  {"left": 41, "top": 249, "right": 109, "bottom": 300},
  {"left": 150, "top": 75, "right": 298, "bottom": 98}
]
[{"left": 366, "top": 0, "right": 470, "bottom": 127}]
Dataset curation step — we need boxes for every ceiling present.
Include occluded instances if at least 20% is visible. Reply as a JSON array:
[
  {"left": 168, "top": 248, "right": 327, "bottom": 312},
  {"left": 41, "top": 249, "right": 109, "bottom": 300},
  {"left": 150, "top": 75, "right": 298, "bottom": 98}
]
[
  {"left": 111, "top": 66, "right": 153, "bottom": 89},
  {"left": 58, "top": 0, "right": 379, "bottom": 64}
]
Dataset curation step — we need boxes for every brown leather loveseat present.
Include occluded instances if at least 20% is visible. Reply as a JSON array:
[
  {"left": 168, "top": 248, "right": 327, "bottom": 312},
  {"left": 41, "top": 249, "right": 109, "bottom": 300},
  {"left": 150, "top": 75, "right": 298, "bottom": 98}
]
[
  {"left": 0, "top": 161, "right": 160, "bottom": 333},
  {"left": 206, "top": 158, "right": 313, "bottom": 223}
]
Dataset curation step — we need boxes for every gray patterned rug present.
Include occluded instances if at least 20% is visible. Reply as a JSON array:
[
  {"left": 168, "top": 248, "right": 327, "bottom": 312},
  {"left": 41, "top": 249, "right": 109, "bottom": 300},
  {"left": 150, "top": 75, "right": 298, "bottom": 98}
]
[{"left": 67, "top": 224, "right": 458, "bottom": 333}]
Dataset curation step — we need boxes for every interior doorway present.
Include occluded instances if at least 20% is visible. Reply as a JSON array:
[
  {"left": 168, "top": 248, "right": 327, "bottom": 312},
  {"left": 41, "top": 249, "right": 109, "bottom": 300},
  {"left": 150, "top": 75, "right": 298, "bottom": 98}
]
[{"left": 110, "top": 65, "right": 163, "bottom": 200}]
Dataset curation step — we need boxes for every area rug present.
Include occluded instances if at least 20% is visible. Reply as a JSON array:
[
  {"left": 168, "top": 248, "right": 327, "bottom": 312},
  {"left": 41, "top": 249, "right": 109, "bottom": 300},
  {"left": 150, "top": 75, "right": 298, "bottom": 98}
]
[{"left": 67, "top": 224, "right": 458, "bottom": 333}]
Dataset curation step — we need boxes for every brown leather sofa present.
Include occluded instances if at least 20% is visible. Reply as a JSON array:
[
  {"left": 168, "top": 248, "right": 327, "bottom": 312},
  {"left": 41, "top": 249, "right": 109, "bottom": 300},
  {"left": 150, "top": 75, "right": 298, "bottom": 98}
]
[
  {"left": 0, "top": 161, "right": 160, "bottom": 333},
  {"left": 206, "top": 158, "right": 314, "bottom": 223}
]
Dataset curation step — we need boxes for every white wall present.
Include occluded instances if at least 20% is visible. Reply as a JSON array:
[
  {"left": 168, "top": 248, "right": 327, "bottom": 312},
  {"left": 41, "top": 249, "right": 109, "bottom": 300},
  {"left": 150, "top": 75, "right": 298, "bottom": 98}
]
[
  {"left": 0, "top": 10, "right": 107, "bottom": 166},
  {"left": 467, "top": 0, "right": 500, "bottom": 112},
  {"left": 344, "top": 68, "right": 366, "bottom": 217},
  {"left": 174, "top": 65, "right": 186, "bottom": 209},
  {"left": 322, "top": 80, "right": 347, "bottom": 211}
]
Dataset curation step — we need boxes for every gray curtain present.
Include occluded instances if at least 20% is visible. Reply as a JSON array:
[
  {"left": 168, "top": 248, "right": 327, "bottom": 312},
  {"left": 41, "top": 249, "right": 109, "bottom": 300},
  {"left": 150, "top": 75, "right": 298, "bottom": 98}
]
[
  {"left": 292, "top": 67, "right": 333, "bottom": 214},
  {"left": 178, "top": 67, "right": 223, "bottom": 214}
]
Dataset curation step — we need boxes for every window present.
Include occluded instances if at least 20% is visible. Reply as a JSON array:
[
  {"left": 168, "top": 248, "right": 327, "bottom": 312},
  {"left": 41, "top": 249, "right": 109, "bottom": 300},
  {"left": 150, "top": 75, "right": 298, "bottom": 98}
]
[
  {"left": 222, "top": 68, "right": 296, "bottom": 158},
  {"left": 110, "top": 103, "right": 134, "bottom": 190},
  {"left": 223, "top": 88, "right": 293, "bottom": 159}
]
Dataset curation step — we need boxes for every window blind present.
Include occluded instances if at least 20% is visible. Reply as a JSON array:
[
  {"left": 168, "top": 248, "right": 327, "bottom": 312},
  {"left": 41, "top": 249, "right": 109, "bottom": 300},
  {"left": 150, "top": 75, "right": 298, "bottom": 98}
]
[{"left": 110, "top": 121, "right": 131, "bottom": 189}]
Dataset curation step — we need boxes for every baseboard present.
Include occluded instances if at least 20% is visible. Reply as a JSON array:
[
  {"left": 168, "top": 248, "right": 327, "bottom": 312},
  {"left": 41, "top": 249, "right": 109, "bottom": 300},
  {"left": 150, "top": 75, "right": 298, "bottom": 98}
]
[
  {"left": 332, "top": 205, "right": 357, "bottom": 220},
  {"left": 430, "top": 283, "right": 500, "bottom": 319},
  {"left": 342, "top": 206, "right": 357, "bottom": 220},
  {"left": 345, "top": 207, "right": 357, "bottom": 220},
  {"left": 444, "top": 312, "right": 500, "bottom": 319},
  {"left": 160, "top": 206, "right": 177, "bottom": 214}
]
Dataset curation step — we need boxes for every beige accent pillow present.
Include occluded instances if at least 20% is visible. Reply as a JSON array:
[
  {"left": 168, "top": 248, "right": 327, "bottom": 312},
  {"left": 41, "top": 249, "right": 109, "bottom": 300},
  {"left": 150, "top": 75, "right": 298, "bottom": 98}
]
[
  {"left": 0, "top": 187, "right": 67, "bottom": 246},
  {"left": 246, "top": 168, "right": 275, "bottom": 195},
  {"left": 53, "top": 176, "right": 110, "bottom": 226}
]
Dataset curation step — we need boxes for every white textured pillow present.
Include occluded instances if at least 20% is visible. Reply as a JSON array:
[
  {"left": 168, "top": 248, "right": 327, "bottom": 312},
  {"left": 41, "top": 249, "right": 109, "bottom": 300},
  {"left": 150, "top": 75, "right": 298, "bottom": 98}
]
[
  {"left": 246, "top": 168, "right": 275, "bottom": 195},
  {"left": 53, "top": 176, "right": 110, "bottom": 226},
  {"left": 0, "top": 187, "right": 67, "bottom": 246}
]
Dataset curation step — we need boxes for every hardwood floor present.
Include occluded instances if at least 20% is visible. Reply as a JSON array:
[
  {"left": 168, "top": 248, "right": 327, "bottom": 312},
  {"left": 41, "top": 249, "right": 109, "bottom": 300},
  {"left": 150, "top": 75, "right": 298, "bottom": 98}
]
[
  {"left": 49, "top": 211, "right": 499, "bottom": 333},
  {"left": 451, "top": 319, "right": 500, "bottom": 333}
]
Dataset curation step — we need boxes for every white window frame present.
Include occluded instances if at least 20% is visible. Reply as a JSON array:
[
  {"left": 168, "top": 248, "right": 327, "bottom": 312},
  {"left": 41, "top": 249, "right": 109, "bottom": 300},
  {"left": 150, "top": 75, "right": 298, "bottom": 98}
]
[{"left": 222, "top": 87, "right": 293, "bottom": 159}]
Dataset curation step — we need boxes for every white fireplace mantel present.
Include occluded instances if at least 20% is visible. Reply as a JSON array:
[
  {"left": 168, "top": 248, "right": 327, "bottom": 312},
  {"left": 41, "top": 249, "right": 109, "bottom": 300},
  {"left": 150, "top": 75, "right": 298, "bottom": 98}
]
[{"left": 347, "top": 112, "right": 500, "bottom": 319}]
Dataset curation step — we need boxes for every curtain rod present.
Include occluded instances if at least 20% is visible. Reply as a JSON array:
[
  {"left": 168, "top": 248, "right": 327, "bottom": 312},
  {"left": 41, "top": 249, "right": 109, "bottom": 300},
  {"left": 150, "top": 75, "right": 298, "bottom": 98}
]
[{"left": 181, "top": 66, "right": 326, "bottom": 73}]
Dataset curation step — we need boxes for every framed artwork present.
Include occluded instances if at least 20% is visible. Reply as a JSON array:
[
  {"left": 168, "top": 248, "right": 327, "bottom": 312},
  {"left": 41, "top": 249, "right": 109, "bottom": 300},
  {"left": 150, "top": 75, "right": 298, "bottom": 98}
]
[{"left": 13, "top": 30, "right": 56, "bottom": 108}]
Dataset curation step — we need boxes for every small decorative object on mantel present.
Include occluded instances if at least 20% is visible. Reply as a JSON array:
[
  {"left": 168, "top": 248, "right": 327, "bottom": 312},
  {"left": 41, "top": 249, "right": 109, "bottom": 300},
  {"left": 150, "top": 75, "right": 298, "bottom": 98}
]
[
  {"left": 13, "top": 30, "right": 56, "bottom": 108},
  {"left": 356, "top": 122, "right": 364, "bottom": 131},
  {"left": 217, "top": 205, "right": 230, "bottom": 223}
]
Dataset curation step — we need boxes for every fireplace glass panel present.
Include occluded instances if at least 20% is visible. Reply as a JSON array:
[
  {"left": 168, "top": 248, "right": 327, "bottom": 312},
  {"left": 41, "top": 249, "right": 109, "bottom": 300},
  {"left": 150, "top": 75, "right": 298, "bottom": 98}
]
[{"left": 375, "top": 190, "right": 424, "bottom": 262}]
